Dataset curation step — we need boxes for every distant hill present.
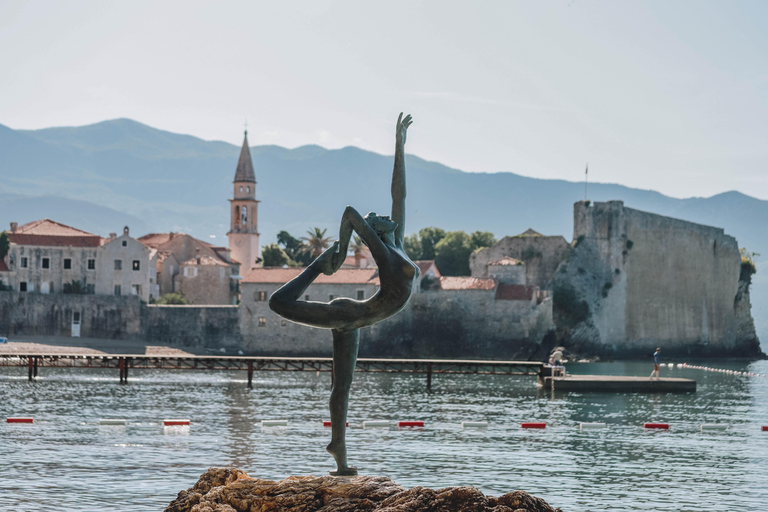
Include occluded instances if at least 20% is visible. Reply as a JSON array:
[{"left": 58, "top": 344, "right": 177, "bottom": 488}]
[{"left": 1, "top": 118, "right": 766, "bottom": 348}]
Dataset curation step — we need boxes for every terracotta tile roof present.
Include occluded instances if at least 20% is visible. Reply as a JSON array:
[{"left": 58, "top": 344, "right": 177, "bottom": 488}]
[
  {"left": 138, "top": 232, "right": 233, "bottom": 268},
  {"left": 488, "top": 257, "right": 523, "bottom": 266},
  {"left": 181, "top": 255, "right": 230, "bottom": 267},
  {"left": 414, "top": 260, "right": 441, "bottom": 277},
  {"left": 0, "top": 260, "right": 9, "bottom": 272},
  {"left": 244, "top": 267, "right": 380, "bottom": 286},
  {"left": 7, "top": 219, "right": 102, "bottom": 247},
  {"left": 137, "top": 233, "right": 176, "bottom": 248},
  {"left": 438, "top": 276, "right": 496, "bottom": 291},
  {"left": 495, "top": 284, "right": 536, "bottom": 301}
]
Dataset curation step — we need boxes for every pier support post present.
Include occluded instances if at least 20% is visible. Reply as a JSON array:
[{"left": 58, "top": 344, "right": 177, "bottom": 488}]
[
  {"left": 247, "top": 361, "right": 254, "bottom": 389},
  {"left": 33, "top": 357, "right": 38, "bottom": 378},
  {"left": 118, "top": 357, "right": 125, "bottom": 384},
  {"left": 124, "top": 358, "right": 129, "bottom": 384},
  {"left": 426, "top": 362, "right": 433, "bottom": 392},
  {"left": 28, "top": 357, "right": 34, "bottom": 381}
]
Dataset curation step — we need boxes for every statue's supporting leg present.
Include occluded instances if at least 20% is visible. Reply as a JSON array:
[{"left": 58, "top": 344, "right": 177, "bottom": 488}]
[{"left": 327, "top": 328, "right": 359, "bottom": 476}]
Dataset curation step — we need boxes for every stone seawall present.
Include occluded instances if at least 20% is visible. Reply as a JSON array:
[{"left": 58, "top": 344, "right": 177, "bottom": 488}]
[
  {"left": 142, "top": 305, "right": 241, "bottom": 350},
  {"left": 553, "top": 200, "right": 762, "bottom": 358},
  {"left": 0, "top": 292, "right": 142, "bottom": 339}
]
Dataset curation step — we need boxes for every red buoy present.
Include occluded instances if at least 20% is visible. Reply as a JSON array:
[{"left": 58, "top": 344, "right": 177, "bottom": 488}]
[
  {"left": 644, "top": 423, "right": 669, "bottom": 429},
  {"left": 7, "top": 417, "right": 34, "bottom": 423},
  {"left": 163, "top": 419, "right": 190, "bottom": 426},
  {"left": 521, "top": 422, "right": 546, "bottom": 429},
  {"left": 398, "top": 421, "right": 424, "bottom": 427},
  {"left": 322, "top": 421, "right": 349, "bottom": 427},
  {"left": 762, "top": 426, "right": 768, "bottom": 431}
]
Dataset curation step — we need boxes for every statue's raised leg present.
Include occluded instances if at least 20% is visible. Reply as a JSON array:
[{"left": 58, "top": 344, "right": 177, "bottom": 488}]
[{"left": 327, "top": 328, "right": 359, "bottom": 476}]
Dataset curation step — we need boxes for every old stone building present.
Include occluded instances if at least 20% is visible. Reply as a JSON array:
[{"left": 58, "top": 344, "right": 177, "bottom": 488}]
[
  {"left": 227, "top": 131, "right": 260, "bottom": 273},
  {"left": 470, "top": 229, "right": 570, "bottom": 288},
  {"left": 138, "top": 232, "right": 239, "bottom": 305},
  {"left": 97, "top": 226, "right": 155, "bottom": 301}
]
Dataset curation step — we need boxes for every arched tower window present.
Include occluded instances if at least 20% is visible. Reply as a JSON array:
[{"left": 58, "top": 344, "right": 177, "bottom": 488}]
[
  {"left": 239, "top": 186, "right": 243, "bottom": 193},
  {"left": 246, "top": 186, "right": 250, "bottom": 193},
  {"left": 241, "top": 206, "right": 248, "bottom": 224}
]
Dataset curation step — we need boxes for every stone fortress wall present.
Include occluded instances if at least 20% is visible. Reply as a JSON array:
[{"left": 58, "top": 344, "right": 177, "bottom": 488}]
[{"left": 554, "top": 200, "right": 761, "bottom": 357}]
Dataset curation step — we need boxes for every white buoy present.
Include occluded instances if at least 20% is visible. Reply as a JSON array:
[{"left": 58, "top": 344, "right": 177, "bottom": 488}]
[
  {"left": 667, "top": 363, "right": 674, "bottom": 368},
  {"left": 261, "top": 420, "right": 288, "bottom": 427},
  {"left": 580, "top": 422, "right": 606, "bottom": 430},
  {"left": 461, "top": 421, "right": 488, "bottom": 429},
  {"left": 701, "top": 424, "right": 728, "bottom": 431},
  {"left": 99, "top": 419, "right": 126, "bottom": 426},
  {"left": 676, "top": 364, "right": 684, "bottom": 368},
  {"left": 363, "top": 420, "right": 390, "bottom": 428}
]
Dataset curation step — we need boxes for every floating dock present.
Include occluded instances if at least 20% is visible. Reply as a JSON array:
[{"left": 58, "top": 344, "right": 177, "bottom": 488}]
[{"left": 540, "top": 374, "right": 696, "bottom": 393}]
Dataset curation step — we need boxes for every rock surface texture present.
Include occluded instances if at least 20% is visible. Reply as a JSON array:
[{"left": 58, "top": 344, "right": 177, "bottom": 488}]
[{"left": 165, "top": 468, "right": 561, "bottom": 512}]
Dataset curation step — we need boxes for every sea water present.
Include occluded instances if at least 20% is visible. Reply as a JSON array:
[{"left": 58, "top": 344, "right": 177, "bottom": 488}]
[{"left": 1, "top": 360, "right": 766, "bottom": 511}]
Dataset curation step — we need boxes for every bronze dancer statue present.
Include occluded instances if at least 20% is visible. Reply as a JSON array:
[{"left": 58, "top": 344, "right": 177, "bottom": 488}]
[{"left": 269, "top": 113, "right": 419, "bottom": 476}]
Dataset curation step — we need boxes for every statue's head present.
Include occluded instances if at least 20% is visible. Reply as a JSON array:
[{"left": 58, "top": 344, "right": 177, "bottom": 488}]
[{"left": 365, "top": 212, "right": 397, "bottom": 237}]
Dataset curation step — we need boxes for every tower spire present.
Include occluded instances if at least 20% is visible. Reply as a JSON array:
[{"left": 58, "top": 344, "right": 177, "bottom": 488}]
[{"left": 234, "top": 131, "right": 256, "bottom": 183}]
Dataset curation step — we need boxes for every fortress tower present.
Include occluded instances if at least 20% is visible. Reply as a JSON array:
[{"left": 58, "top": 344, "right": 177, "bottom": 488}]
[{"left": 227, "top": 131, "right": 260, "bottom": 272}]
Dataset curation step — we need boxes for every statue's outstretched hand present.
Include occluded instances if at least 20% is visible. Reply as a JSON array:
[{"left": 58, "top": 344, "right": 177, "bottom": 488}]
[
  {"left": 314, "top": 242, "right": 342, "bottom": 276},
  {"left": 396, "top": 112, "right": 413, "bottom": 145}
]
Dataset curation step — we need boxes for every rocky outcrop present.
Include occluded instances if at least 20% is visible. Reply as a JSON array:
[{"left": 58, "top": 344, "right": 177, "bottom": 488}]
[{"left": 165, "top": 467, "right": 561, "bottom": 512}]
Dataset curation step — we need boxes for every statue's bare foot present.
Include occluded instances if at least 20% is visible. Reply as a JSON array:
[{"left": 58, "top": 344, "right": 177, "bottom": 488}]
[
  {"left": 330, "top": 466, "right": 358, "bottom": 477},
  {"left": 327, "top": 440, "right": 357, "bottom": 476}
]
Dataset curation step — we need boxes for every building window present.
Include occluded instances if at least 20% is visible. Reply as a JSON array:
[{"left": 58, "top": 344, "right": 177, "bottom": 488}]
[
  {"left": 184, "top": 267, "right": 198, "bottom": 278},
  {"left": 256, "top": 291, "right": 267, "bottom": 301},
  {"left": 281, "top": 319, "right": 287, "bottom": 327},
  {"left": 86, "top": 283, "right": 95, "bottom": 294},
  {"left": 114, "top": 285, "right": 121, "bottom": 296},
  {"left": 42, "top": 258, "right": 50, "bottom": 269},
  {"left": 114, "top": 259, "right": 122, "bottom": 271},
  {"left": 131, "top": 284, "right": 141, "bottom": 296},
  {"left": 247, "top": 186, "right": 250, "bottom": 193},
  {"left": 63, "top": 258, "right": 72, "bottom": 270},
  {"left": 357, "top": 290, "right": 365, "bottom": 300},
  {"left": 19, "top": 282, "right": 27, "bottom": 292},
  {"left": 87, "top": 259, "right": 95, "bottom": 270},
  {"left": 48, "top": 282, "right": 54, "bottom": 294},
  {"left": 132, "top": 260, "right": 140, "bottom": 271},
  {"left": 329, "top": 294, "right": 334, "bottom": 301},
  {"left": 20, "top": 257, "right": 28, "bottom": 268},
  {"left": 258, "top": 317, "right": 266, "bottom": 327},
  {"left": 241, "top": 205, "right": 247, "bottom": 224},
  {"left": 122, "top": 240, "right": 127, "bottom": 247},
  {"left": 239, "top": 186, "right": 243, "bottom": 193}
]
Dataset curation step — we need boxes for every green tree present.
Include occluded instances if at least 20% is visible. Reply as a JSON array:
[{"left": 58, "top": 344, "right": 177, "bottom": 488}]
[
  {"left": 434, "top": 231, "right": 473, "bottom": 276},
  {"left": 300, "top": 227, "right": 334, "bottom": 259},
  {"left": 403, "top": 233, "right": 422, "bottom": 260},
  {"left": 418, "top": 227, "right": 446, "bottom": 260},
  {"left": 155, "top": 292, "right": 190, "bottom": 305},
  {"left": 0, "top": 231, "right": 9, "bottom": 261},
  {"left": 261, "top": 243, "right": 292, "bottom": 267},
  {"left": 63, "top": 280, "right": 85, "bottom": 294},
  {"left": 470, "top": 231, "right": 496, "bottom": 251},
  {"left": 277, "top": 230, "right": 311, "bottom": 265}
]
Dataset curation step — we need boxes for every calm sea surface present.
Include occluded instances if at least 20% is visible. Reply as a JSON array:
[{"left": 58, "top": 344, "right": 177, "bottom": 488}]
[{"left": 1, "top": 360, "right": 767, "bottom": 511}]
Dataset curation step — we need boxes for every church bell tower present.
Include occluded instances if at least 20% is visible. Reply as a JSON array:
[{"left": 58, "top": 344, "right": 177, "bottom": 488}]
[{"left": 227, "top": 130, "right": 260, "bottom": 272}]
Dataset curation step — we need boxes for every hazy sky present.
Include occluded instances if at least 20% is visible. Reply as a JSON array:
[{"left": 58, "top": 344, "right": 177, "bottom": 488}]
[{"left": 2, "top": 1, "right": 767, "bottom": 200}]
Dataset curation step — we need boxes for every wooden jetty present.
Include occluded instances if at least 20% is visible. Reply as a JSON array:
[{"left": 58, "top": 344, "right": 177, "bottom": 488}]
[
  {"left": 0, "top": 352, "right": 543, "bottom": 390},
  {"left": 540, "top": 374, "right": 696, "bottom": 393}
]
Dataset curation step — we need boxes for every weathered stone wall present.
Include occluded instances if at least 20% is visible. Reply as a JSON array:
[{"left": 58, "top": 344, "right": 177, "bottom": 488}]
[
  {"left": 177, "top": 265, "right": 232, "bottom": 305},
  {"left": 553, "top": 200, "right": 762, "bottom": 357},
  {"left": 470, "top": 235, "right": 570, "bottom": 288},
  {"left": 0, "top": 291, "right": 142, "bottom": 338},
  {"left": 142, "top": 304, "right": 241, "bottom": 349}
]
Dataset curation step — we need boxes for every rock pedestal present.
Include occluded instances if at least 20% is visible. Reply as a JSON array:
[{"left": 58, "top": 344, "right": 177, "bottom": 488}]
[{"left": 165, "top": 468, "right": 561, "bottom": 512}]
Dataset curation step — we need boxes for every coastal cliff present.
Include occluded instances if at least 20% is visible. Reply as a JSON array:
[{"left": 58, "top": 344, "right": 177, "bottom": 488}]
[
  {"left": 165, "top": 468, "right": 561, "bottom": 512},
  {"left": 551, "top": 201, "right": 763, "bottom": 358}
]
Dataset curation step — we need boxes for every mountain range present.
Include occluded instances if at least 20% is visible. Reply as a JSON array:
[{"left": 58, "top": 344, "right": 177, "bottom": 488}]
[{"left": 1, "top": 118, "right": 766, "bottom": 347}]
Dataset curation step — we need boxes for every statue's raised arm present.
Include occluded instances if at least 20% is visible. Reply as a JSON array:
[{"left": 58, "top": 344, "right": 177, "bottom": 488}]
[{"left": 391, "top": 113, "right": 412, "bottom": 249}]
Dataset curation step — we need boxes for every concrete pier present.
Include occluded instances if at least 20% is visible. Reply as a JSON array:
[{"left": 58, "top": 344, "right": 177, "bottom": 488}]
[{"left": 541, "top": 374, "right": 696, "bottom": 393}]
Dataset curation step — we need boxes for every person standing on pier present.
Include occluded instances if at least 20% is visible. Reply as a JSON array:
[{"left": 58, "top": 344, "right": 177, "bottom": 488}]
[
  {"left": 650, "top": 347, "right": 661, "bottom": 380},
  {"left": 269, "top": 113, "right": 419, "bottom": 476}
]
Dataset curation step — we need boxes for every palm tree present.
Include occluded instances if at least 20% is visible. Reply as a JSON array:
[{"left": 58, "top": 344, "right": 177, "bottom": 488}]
[{"left": 300, "top": 227, "right": 334, "bottom": 259}]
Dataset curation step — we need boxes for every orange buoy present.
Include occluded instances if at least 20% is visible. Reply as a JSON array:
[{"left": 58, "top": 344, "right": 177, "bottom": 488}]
[
  {"left": 521, "top": 422, "right": 546, "bottom": 429},
  {"left": 644, "top": 423, "right": 669, "bottom": 429}
]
